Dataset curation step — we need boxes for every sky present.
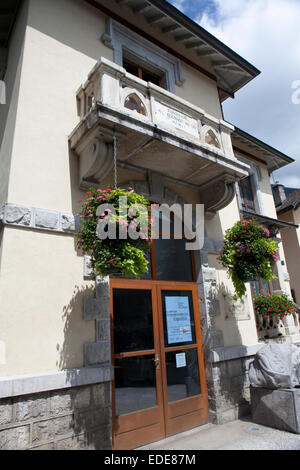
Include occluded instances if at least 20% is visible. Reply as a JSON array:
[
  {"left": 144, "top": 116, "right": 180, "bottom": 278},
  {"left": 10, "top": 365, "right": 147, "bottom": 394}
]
[{"left": 167, "top": 0, "right": 300, "bottom": 188}]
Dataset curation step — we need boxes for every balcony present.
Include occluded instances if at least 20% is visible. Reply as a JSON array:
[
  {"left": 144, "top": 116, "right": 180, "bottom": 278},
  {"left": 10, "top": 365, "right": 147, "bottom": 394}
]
[{"left": 69, "top": 57, "right": 249, "bottom": 213}]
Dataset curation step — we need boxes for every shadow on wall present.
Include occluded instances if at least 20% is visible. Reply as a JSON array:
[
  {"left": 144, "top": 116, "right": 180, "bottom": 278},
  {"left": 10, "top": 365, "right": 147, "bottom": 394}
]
[
  {"left": 27, "top": 0, "right": 112, "bottom": 61},
  {"left": 56, "top": 284, "right": 94, "bottom": 371},
  {"left": 0, "top": 0, "right": 28, "bottom": 207},
  {"left": 53, "top": 283, "right": 112, "bottom": 450}
]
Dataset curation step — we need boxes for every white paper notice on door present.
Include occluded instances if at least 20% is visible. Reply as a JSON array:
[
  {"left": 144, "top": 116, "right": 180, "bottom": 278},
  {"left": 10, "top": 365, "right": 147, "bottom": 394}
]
[
  {"left": 176, "top": 352, "right": 186, "bottom": 368},
  {"left": 165, "top": 296, "right": 192, "bottom": 344}
]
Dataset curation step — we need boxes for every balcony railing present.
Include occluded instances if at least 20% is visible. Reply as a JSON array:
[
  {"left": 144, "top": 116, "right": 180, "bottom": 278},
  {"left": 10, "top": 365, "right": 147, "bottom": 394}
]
[{"left": 75, "top": 57, "right": 237, "bottom": 160}]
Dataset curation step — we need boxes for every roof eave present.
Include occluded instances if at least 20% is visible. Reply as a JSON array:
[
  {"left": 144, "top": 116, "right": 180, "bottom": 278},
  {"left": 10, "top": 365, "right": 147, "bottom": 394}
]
[
  {"left": 233, "top": 126, "right": 294, "bottom": 172},
  {"left": 242, "top": 210, "right": 299, "bottom": 235},
  {"left": 149, "top": 0, "right": 260, "bottom": 74},
  {"left": 277, "top": 200, "right": 300, "bottom": 214},
  {"left": 95, "top": 0, "right": 260, "bottom": 99}
]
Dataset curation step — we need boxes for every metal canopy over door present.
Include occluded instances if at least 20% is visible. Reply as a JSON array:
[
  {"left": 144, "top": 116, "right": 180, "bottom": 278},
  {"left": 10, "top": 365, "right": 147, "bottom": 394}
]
[{"left": 111, "top": 279, "right": 208, "bottom": 450}]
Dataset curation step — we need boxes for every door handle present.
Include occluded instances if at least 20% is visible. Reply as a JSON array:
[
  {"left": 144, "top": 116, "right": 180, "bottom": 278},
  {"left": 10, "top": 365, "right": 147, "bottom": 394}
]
[{"left": 153, "top": 354, "right": 160, "bottom": 370}]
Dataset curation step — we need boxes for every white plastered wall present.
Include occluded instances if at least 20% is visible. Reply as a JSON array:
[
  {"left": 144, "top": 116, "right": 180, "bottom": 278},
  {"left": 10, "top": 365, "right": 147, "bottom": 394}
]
[{"left": 0, "top": 226, "right": 95, "bottom": 377}]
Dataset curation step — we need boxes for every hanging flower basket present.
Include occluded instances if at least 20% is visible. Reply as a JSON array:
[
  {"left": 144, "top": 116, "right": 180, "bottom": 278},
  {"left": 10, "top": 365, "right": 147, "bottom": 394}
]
[
  {"left": 254, "top": 293, "right": 296, "bottom": 320},
  {"left": 218, "top": 218, "right": 279, "bottom": 299},
  {"left": 240, "top": 276, "right": 260, "bottom": 283},
  {"left": 75, "top": 187, "right": 152, "bottom": 279}
]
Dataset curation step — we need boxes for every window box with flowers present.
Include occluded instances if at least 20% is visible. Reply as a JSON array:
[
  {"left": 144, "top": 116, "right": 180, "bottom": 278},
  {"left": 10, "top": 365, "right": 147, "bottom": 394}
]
[
  {"left": 218, "top": 218, "right": 279, "bottom": 299},
  {"left": 254, "top": 292, "right": 296, "bottom": 323},
  {"left": 75, "top": 187, "right": 152, "bottom": 279}
]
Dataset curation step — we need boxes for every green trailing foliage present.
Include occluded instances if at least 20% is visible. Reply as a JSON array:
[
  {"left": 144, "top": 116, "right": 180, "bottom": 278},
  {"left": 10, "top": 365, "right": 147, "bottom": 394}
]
[
  {"left": 218, "top": 218, "right": 279, "bottom": 299},
  {"left": 75, "top": 187, "right": 152, "bottom": 279}
]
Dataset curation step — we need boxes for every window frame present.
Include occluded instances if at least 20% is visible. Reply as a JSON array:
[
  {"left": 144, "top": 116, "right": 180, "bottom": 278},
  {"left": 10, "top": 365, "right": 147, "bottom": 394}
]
[
  {"left": 251, "top": 279, "right": 271, "bottom": 297},
  {"left": 102, "top": 18, "right": 184, "bottom": 94},
  {"left": 238, "top": 176, "right": 256, "bottom": 213},
  {"left": 123, "top": 57, "right": 163, "bottom": 88},
  {"left": 149, "top": 210, "right": 196, "bottom": 282}
]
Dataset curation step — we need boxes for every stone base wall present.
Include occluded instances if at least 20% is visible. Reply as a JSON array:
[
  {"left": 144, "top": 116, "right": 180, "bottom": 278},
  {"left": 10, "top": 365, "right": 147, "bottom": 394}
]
[
  {"left": 206, "top": 355, "right": 255, "bottom": 425},
  {"left": 0, "top": 382, "right": 112, "bottom": 450}
]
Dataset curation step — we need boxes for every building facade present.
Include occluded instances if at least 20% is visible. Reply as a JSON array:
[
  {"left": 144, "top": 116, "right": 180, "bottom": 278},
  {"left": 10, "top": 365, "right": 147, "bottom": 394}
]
[
  {"left": 274, "top": 185, "right": 300, "bottom": 306},
  {"left": 0, "top": 0, "right": 299, "bottom": 450}
]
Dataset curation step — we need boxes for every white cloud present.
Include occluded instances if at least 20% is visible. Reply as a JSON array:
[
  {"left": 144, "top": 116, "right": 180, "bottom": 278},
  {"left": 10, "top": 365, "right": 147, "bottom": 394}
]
[
  {"left": 197, "top": 0, "right": 300, "bottom": 188},
  {"left": 170, "top": 0, "right": 186, "bottom": 12}
]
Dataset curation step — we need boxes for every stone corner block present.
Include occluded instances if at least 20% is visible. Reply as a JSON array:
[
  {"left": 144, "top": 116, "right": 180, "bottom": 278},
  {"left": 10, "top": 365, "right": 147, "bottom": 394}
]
[
  {"left": 96, "top": 319, "right": 111, "bottom": 342},
  {"left": 83, "top": 255, "right": 92, "bottom": 278},
  {"left": 84, "top": 341, "right": 110, "bottom": 366},
  {"left": 202, "top": 266, "right": 217, "bottom": 283},
  {"left": 95, "top": 277, "right": 110, "bottom": 298},
  {"left": 4, "top": 204, "right": 32, "bottom": 226},
  {"left": 210, "top": 330, "right": 224, "bottom": 348},
  {"left": 61, "top": 213, "right": 75, "bottom": 232},
  {"left": 35, "top": 209, "right": 59, "bottom": 230},
  {"left": 83, "top": 297, "right": 110, "bottom": 321}
]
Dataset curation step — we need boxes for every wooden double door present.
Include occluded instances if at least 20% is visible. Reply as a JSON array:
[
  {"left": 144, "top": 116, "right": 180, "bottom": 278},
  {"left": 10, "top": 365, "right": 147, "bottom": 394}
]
[{"left": 111, "top": 279, "right": 208, "bottom": 450}]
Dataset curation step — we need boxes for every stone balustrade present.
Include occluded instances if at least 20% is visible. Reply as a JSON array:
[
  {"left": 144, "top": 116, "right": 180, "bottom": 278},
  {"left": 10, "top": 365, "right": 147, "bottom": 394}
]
[{"left": 75, "top": 57, "right": 236, "bottom": 161}]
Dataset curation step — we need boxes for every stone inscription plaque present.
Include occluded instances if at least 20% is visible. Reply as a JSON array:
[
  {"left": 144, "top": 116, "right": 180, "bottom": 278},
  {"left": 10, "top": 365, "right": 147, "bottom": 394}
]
[{"left": 155, "top": 101, "right": 199, "bottom": 138}]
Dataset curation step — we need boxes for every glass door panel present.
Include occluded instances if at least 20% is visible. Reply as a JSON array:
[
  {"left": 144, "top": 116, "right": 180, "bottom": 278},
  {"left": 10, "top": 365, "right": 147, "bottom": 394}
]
[
  {"left": 112, "top": 282, "right": 165, "bottom": 450},
  {"left": 114, "top": 354, "right": 157, "bottom": 415},
  {"left": 165, "top": 348, "right": 201, "bottom": 403},
  {"left": 161, "top": 290, "right": 196, "bottom": 347},
  {"left": 113, "top": 289, "right": 154, "bottom": 354},
  {"left": 157, "top": 284, "right": 208, "bottom": 438}
]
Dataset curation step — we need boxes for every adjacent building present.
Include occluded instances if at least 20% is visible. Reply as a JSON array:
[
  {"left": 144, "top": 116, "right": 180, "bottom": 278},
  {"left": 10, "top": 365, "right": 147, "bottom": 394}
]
[
  {"left": 274, "top": 184, "right": 300, "bottom": 305},
  {"left": 0, "top": 0, "right": 299, "bottom": 450}
]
